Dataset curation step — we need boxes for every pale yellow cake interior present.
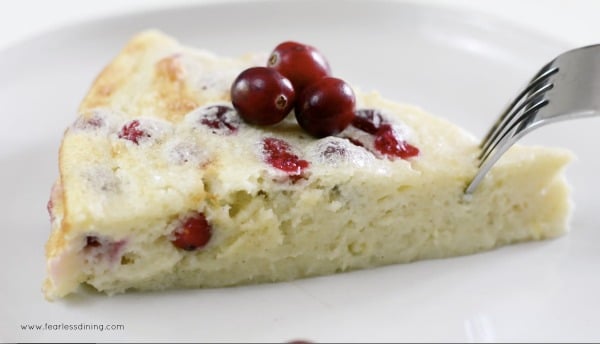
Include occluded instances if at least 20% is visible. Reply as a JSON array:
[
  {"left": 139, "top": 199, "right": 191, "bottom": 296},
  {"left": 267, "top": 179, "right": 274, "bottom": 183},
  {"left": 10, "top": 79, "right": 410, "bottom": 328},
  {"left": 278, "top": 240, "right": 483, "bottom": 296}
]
[{"left": 43, "top": 30, "right": 573, "bottom": 300}]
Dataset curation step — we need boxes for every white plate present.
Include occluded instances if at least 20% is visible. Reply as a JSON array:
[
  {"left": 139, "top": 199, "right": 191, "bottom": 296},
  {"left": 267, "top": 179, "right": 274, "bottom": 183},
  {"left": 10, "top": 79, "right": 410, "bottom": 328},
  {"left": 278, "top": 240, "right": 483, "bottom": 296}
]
[{"left": 1, "top": 1, "right": 599, "bottom": 342}]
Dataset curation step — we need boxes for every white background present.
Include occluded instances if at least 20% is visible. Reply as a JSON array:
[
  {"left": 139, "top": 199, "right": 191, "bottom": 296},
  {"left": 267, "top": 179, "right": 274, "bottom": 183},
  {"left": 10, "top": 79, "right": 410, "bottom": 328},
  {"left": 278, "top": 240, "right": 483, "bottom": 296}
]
[{"left": 0, "top": 0, "right": 599, "bottom": 50}]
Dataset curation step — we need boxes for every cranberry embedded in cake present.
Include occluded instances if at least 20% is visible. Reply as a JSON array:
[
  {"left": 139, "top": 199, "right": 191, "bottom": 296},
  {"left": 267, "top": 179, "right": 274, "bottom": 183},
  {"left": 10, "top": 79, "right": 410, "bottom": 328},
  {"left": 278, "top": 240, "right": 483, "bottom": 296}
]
[
  {"left": 262, "top": 137, "right": 309, "bottom": 177},
  {"left": 352, "top": 108, "right": 384, "bottom": 134},
  {"left": 170, "top": 212, "right": 212, "bottom": 251},
  {"left": 342, "top": 108, "right": 419, "bottom": 160},
  {"left": 85, "top": 236, "right": 101, "bottom": 248},
  {"left": 119, "top": 120, "right": 148, "bottom": 144},
  {"left": 197, "top": 105, "right": 240, "bottom": 135},
  {"left": 117, "top": 118, "right": 173, "bottom": 145},
  {"left": 373, "top": 124, "right": 419, "bottom": 159}
]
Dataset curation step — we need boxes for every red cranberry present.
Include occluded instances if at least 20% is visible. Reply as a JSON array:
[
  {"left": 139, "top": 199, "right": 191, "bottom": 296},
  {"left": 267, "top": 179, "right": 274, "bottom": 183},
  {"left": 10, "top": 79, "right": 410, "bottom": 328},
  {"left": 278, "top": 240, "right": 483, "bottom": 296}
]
[
  {"left": 352, "top": 109, "right": 384, "bottom": 134},
  {"left": 231, "top": 67, "right": 295, "bottom": 126},
  {"left": 347, "top": 137, "right": 364, "bottom": 147},
  {"left": 347, "top": 109, "right": 420, "bottom": 160},
  {"left": 262, "top": 137, "right": 309, "bottom": 176},
  {"left": 374, "top": 124, "right": 419, "bottom": 159},
  {"left": 198, "top": 105, "right": 240, "bottom": 134},
  {"left": 118, "top": 120, "right": 149, "bottom": 144},
  {"left": 268, "top": 41, "right": 331, "bottom": 94},
  {"left": 171, "top": 212, "right": 212, "bottom": 251},
  {"left": 85, "top": 236, "right": 101, "bottom": 248},
  {"left": 295, "top": 77, "right": 356, "bottom": 138}
]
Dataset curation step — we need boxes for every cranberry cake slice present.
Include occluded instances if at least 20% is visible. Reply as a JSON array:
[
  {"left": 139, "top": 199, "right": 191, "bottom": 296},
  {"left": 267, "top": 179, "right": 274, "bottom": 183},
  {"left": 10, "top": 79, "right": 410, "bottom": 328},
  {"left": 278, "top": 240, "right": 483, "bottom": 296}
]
[{"left": 44, "top": 30, "right": 573, "bottom": 300}]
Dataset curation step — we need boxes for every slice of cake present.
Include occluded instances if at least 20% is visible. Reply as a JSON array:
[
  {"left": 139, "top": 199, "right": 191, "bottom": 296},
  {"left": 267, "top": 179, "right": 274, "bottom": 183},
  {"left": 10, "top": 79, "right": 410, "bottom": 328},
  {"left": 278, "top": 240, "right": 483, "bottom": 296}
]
[{"left": 43, "top": 30, "right": 573, "bottom": 300}]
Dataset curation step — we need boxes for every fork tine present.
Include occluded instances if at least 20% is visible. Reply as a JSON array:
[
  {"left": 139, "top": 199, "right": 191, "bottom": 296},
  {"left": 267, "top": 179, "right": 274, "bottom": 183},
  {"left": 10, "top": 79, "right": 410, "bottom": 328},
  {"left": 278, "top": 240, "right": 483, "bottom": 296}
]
[
  {"left": 465, "top": 123, "right": 523, "bottom": 195},
  {"left": 478, "top": 97, "right": 549, "bottom": 165},
  {"left": 479, "top": 64, "right": 559, "bottom": 150},
  {"left": 465, "top": 113, "right": 541, "bottom": 195},
  {"left": 529, "top": 61, "right": 557, "bottom": 83},
  {"left": 479, "top": 82, "right": 554, "bottom": 159}
]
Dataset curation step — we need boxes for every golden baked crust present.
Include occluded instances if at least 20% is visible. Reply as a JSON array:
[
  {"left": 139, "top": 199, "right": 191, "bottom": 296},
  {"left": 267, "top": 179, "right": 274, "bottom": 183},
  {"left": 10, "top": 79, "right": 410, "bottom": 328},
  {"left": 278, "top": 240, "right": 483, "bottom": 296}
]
[{"left": 79, "top": 30, "right": 260, "bottom": 121}]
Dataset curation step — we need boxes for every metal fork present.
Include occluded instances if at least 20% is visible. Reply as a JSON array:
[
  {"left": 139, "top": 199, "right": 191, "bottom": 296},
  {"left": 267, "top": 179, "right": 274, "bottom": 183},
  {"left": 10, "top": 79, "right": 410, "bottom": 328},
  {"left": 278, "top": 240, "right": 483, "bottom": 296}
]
[{"left": 464, "top": 44, "right": 600, "bottom": 195}]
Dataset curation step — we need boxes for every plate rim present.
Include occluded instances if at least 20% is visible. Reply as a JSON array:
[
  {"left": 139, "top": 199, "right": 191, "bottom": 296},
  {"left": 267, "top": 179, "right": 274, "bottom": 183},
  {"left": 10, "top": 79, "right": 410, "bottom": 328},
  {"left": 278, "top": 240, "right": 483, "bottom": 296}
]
[{"left": 0, "top": 0, "right": 572, "bottom": 56}]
